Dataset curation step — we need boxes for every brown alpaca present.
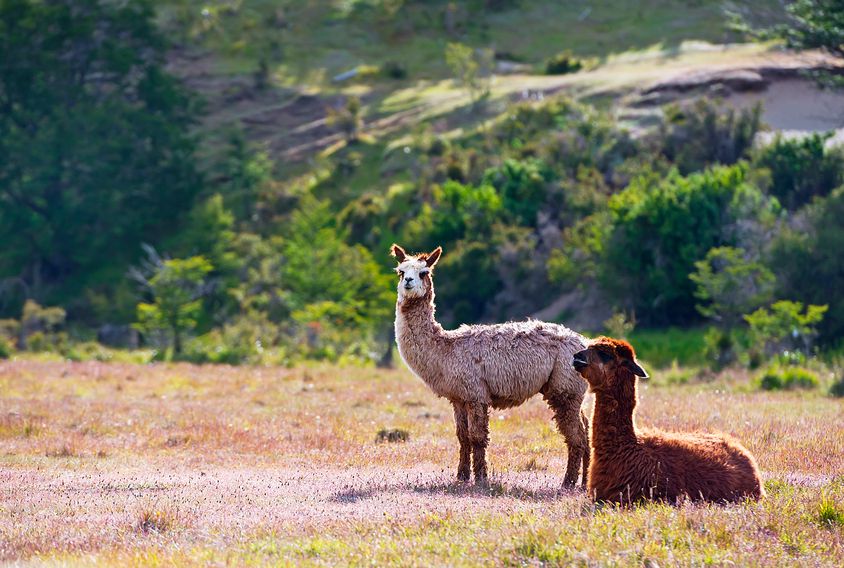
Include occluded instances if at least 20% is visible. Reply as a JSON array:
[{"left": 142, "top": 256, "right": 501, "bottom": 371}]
[
  {"left": 572, "top": 337, "right": 765, "bottom": 505},
  {"left": 391, "top": 244, "right": 590, "bottom": 487}
]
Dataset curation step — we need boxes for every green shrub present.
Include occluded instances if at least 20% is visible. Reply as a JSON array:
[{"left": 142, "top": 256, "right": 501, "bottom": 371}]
[
  {"left": 758, "top": 365, "right": 820, "bottom": 391},
  {"left": 770, "top": 187, "right": 844, "bottom": 344},
  {"left": 482, "top": 158, "right": 552, "bottom": 226},
  {"left": 544, "top": 51, "right": 583, "bottom": 75},
  {"left": 63, "top": 341, "right": 113, "bottom": 362},
  {"left": 27, "top": 331, "right": 51, "bottom": 352},
  {"left": 703, "top": 327, "right": 738, "bottom": 371},
  {"left": 744, "top": 301, "right": 827, "bottom": 356},
  {"left": 0, "top": 337, "right": 12, "bottom": 359},
  {"left": 381, "top": 60, "right": 407, "bottom": 80},
  {"left": 829, "top": 376, "right": 844, "bottom": 397},
  {"left": 817, "top": 497, "right": 844, "bottom": 527},
  {"left": 658, "top": 99, "right": 762, "bottom": 174},
  {"left": 603, "top": 311, "right": 636, "bottom": 339},
  {"left": 602, "top": 164, "right": 777, "bottom": 324},
  {"left": 0, "top": 319, "right": 19, "bottom": 343},
  {"left": 752, "top": 133, "right": 844, "bottom": 210}
]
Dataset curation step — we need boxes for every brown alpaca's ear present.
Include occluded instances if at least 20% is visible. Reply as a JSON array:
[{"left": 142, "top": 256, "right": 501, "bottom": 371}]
[
  {"left": 390, "top": 244, "right": 407, "bottom": 262},
  {"left": 624, "top": 358, "right": 649, "bottom": 379},
  {"left": 425, "top": 246, "right": 442, "bottom": 267}
]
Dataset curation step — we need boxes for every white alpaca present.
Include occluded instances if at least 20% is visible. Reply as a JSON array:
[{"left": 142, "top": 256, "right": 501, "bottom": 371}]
[{"left": 391, "top": 244, "right": 590, "bottom": 486}]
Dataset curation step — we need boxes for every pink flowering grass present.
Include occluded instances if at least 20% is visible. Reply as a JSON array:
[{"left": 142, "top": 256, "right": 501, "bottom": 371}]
[{"left": 0, "top": 360, "right": 842, "bottom": 565}]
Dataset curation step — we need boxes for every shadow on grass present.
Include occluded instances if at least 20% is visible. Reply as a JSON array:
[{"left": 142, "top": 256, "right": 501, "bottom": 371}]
[{"left": 330, "top": 474, "right": 584, "bottom": 503}]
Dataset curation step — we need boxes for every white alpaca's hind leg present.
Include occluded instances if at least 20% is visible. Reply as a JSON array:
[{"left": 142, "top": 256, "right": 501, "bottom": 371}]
[
  {"left": 467, "top": 402, "right": 489, "bottom": 485},
  {"left": 452, "top": 402, "right": 471, "bottom": 481}
]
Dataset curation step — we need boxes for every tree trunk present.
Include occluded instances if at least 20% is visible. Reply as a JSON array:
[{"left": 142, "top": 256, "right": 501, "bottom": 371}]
[
  {"left": 173, "top": 327, "right": 182, "bottom": 355},
  {"left": 377, "top": 327, "right": 395, "bottom": 369}
]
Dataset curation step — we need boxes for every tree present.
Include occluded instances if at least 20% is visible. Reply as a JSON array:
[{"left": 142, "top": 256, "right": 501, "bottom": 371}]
[
  {"left": 690, "top": 247, "right": 775, "bottom": 328},
  {"left": 327, "top": 96, "right": 363, "bottom": 143},
  {"left": 752, "top": 133, "right": 844, "bottom": 210},
  {"left": 136, "top": 256, "right": 213, "bottom": 355},
  {"left": 281, "top": 197, "right": 394, "bottom": 359},
  {"left": 771, "top": 186, "right": 844, "bottom": 342},
  {"left": 658, "top": 99, "right": 762, "bottom": 174},
  {"left": 744, "top": 301, "right": 827, "bottom": 356},
  {"left": 0, "top": 0, "right": 201, "bottom": 316},
  {"left": 767, "top": 0, "right": 844, "bottom": 56},
  {"left": 445, "top": 42, "right": 492, "bottom": 108}
]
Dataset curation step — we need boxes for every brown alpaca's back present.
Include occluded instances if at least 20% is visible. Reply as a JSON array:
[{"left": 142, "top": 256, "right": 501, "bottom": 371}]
[
  {"left": 573, "top": 336, "right": 765, "bottom": 506},
  {"left": 589, "top": 428, "right": 765, "bottom": 504}
]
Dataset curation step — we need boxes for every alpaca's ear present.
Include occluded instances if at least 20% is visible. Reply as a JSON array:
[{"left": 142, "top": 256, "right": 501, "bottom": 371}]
[
  {"left": 425, "top": 246, "right": 442, "bottom": 267},
  {"left": 390, "top": 244, "right": 407, "bottom": 262},
  {"left": 625, "top": 359, "right": 648, "bottom": 379}
]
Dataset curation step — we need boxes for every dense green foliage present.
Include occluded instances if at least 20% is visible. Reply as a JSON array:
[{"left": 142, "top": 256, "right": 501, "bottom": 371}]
[
  {"left": 601, "top": 164, "right": 777, "bottom": 324},
  {"left": 752, "top": 134, "right": 844, "bottom": 210},
  {"left": 773, "top": 0, "right": 844, "bottom": 56},
  {"left": 1, "top": 0, "right": 842, "bottom": 366},
  {"left": 0, "top": 0, "right": 201, "bottom": 318},
  {"left": 758, "top": 364, "right": 820, "bottom": 391}
]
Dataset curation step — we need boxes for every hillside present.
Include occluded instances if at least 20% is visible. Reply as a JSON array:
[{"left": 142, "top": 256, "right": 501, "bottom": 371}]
[{"left": 3, "top": 0, "right": 844, "bottom": 367}]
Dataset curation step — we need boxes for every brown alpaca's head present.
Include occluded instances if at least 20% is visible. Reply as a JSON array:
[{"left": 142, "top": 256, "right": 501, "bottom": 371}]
[
  {"left": 390, "top": 244, "right": 442, "bottom": 301},
  {"left": 572, "top": 336, "right": 648, "bottom": 393}
]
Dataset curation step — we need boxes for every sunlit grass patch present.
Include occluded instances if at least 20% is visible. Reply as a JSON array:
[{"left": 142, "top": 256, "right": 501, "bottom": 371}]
[{"left": 816, "top": 497, "right": 844, "bottom": 528}]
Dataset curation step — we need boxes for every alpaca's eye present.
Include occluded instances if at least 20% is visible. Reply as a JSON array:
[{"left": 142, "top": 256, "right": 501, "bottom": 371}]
[
  {"left": 597, "top": 351, "right": 613, "bottom": 363},
  {"left": 420, "top": 270, "right": 429, "bottom": 277},
  {"left": 397, "top": 270, "right": 404, "bottom": 277}
]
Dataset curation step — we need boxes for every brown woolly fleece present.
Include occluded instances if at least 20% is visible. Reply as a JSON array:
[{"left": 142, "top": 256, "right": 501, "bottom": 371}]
[
  {"left": 391, "top": 244, "right": 589, "bottom": 486},
  {"left": 572, "top": 337, "right": 765, "bottom": 506}
]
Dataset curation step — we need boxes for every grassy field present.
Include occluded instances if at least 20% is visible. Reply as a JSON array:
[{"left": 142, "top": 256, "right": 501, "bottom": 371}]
[{"left": 1, "top": 359, "right": 842, "bottom": 566}]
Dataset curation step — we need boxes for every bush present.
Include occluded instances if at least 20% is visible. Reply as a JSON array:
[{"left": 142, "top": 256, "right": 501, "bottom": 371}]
[
  {"left": 375, "top": 428, "right": 409, "bottom": 443},
  {"left": 752, "top": 133, "right": 844, "bottom": 210},
  {"left": 381, "top": 60, "right": 407, "bottom": 80},
  {"left": 544, "top": 51, "right": 583, "bottom": 75},
  {"left": 27, "top": 331, "right": 68, "bottom": 353},
  {"left": 0, "top": 319, "right": 19, "bottom": 343},
  {"left": 658, "top": 99, "right": 762, "bottom": 174},
  {"left": 758, "top": 365, "right": 820, "bottom": 391},
  {"left": 63, "top": 341, "right": 113, "bottom": 362},
  {"left": 817, "top": 497, "right": 844, "bottom": 527},
  {"left": 829, "top": 376, "right": 844, "bottom": 397},
  {"left": 703, "top": 328, "right": 738, "bottom": 371},
  {"left": 603, "top": 311, "right": 636, "bottom": 339},
  {"left": 744, "top": 300, "right": 827, "bottom": 356},
  {"left": 482, "top": 158, "right": 552, "bottom": 226},
  {"left": 601, "top": 164, "right": 777, "bottom": 324},
  {"left": 770, "top": 187, "right": 844, "bottom": 344},
  {"left": 0, "top": 337, "right": 12, "bottom": 359}
]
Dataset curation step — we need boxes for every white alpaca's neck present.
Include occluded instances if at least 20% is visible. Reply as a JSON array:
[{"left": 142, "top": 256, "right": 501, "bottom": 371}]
[{"left": 394, "top": 288, "right": 450, "bottom": 397}]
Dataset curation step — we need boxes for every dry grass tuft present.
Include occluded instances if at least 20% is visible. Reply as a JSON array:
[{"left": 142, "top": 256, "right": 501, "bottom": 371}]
[
  {"left": 375, "top": 428, "right": 409, "bottom": 443},
  {"left": 45, "top": 443, "right": 76, "bottom": 458},
  {"left": 135, "top": 504, "right": 182, "bottom": 534}
]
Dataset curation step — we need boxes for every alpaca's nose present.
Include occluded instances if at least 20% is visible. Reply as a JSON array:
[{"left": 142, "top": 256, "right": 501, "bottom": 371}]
[{"left": 405, "top": 276, "right": 414, "bottom": 284}]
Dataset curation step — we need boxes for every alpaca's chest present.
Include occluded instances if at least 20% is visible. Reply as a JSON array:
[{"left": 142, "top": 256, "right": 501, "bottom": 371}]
[{"left": 396, "top": 338, "right": 449, "bottom": 395}]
